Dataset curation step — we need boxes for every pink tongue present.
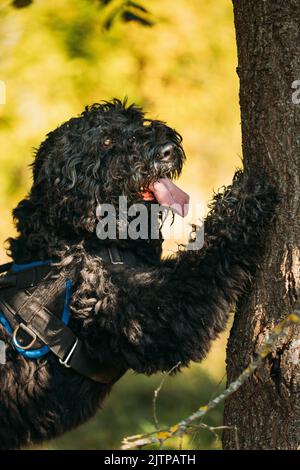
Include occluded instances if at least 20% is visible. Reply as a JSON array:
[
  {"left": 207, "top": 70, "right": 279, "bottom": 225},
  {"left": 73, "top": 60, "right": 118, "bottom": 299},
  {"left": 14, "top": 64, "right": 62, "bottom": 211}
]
[{"left": 149, "top": 178, "right": 190, "bottom": 217}]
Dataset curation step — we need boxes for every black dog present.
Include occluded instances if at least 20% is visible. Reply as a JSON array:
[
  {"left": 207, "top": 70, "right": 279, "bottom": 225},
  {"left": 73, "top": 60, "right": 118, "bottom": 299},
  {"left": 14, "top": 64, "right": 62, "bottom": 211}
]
[{"left": 0, "top": 99, "right": 276, "bottom": 449}]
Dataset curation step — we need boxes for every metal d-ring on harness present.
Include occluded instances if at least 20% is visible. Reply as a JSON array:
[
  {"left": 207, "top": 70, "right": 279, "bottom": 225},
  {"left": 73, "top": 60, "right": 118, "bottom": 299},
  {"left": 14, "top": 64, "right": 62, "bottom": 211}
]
[
  {"left": 13, "top": 323, "right": 37, "bottom": 350},
  {"left": 0, "top": 247, "right": 131, "bottom": 384}
]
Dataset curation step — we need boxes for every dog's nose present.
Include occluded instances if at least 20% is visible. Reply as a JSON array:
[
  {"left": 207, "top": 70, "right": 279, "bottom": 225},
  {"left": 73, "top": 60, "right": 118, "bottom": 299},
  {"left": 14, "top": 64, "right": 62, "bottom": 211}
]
[{"left": 160, "top": 143, "right": 175, "bottom": 162}]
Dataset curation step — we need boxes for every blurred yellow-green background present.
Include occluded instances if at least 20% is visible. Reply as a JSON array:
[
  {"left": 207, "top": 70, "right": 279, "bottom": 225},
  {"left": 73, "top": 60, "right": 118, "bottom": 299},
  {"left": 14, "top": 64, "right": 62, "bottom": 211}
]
[{"left": 0, "top": 0, "right": 241, "bottom": 450}]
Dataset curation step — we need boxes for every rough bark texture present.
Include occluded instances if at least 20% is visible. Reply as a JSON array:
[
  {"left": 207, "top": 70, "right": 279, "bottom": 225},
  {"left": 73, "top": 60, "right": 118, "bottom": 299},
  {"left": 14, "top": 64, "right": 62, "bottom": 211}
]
[{"left": 223, "top": 0, "right": 300, "bottom": 450}]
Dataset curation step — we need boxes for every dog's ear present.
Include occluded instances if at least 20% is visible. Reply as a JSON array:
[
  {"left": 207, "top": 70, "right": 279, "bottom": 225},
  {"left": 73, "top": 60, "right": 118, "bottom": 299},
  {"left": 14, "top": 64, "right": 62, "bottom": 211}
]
[
  {"left": 12, "top": 195, "right": 41, "bottom": 232},
  {"left": 32, "top": 128, "right": 69, "bottom": 184},
  {"left": 6, "top": 187, "right": 45, "bottom": 260}
]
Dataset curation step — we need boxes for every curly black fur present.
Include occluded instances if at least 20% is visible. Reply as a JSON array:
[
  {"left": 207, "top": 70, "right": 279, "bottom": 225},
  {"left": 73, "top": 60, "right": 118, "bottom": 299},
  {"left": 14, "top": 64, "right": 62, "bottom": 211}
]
[{"left": 0, "top": 98, "right": 277, "bottom": 449}]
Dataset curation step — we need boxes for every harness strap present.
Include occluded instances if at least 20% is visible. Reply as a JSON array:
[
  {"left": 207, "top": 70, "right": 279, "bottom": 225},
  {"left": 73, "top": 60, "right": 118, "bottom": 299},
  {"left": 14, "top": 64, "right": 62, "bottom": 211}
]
[
  {"left": 0, "top": 250, "right": 130, "bottom": 384},
  {"left": 0, "top": 262, "right": 13, "bottom": 274}
]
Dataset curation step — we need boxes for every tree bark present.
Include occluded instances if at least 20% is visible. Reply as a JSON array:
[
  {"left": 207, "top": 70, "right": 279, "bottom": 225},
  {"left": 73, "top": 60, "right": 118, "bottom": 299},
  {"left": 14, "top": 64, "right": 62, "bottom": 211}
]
[{"left": 223, "top": 0, "right": 300, "bottom": 450}]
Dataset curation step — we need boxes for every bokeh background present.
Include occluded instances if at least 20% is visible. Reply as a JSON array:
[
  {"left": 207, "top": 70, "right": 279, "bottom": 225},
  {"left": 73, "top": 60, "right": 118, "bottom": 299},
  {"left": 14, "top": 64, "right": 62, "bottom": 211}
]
[{"left": 0, "top": 0, "right": 241, "bottom": 450}]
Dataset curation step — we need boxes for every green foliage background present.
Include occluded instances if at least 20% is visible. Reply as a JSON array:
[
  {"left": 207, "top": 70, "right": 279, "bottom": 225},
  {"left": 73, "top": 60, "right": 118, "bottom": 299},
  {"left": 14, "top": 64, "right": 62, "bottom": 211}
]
[{"left": 0, "top": 0, "right": 241, "bottom": 450}]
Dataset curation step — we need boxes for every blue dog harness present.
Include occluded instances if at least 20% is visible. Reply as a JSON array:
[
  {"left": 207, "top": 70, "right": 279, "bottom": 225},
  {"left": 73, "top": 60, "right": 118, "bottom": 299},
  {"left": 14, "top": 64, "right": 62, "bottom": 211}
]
[
  {"left": 0, "top": 252, "right": 129, "bottom": 384},
  {"left": 0, "top": 260, "right": 72, "bottom": 360}
]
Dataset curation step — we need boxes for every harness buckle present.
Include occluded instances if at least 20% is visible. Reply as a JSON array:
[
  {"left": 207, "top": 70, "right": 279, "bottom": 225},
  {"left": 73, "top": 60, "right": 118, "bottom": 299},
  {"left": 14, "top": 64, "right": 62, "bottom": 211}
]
[
  {"left": 108, "top": 247, "right": 124, "bottom": 265},
  {"left": 13, "top": 323, "right": 37, "bottom": 350},
  {"left": 59, "top": 338, "right": 79, "bottom": 368}
]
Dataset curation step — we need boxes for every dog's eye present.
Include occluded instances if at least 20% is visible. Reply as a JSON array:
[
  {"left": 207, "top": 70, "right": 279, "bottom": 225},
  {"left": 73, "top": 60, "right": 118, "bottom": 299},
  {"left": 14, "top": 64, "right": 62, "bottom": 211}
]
[
  {"left": 128, "top": 136, "right": 136, "bottom": 144},
  {"left": 101, "top": 137, "right": 113, "bottom": 149}
]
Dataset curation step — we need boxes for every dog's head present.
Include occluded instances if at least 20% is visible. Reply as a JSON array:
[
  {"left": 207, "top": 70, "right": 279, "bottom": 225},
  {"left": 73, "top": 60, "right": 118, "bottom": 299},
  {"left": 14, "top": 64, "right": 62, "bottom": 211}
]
[{"left": 16, "top": 99, "right": 188, "bottom": 240}]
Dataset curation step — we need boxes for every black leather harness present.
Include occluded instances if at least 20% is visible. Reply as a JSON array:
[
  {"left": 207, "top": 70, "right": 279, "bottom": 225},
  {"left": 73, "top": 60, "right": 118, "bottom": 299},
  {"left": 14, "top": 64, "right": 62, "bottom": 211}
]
[{"left": 0, "top": 246, "right": 138, "bottom": 384}]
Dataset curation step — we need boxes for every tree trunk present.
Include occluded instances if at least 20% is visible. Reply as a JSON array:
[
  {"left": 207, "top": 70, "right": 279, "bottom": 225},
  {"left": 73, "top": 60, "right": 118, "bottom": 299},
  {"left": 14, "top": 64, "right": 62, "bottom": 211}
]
[{"left": 223, "top": 0, "right": 300, "bottom": 450}]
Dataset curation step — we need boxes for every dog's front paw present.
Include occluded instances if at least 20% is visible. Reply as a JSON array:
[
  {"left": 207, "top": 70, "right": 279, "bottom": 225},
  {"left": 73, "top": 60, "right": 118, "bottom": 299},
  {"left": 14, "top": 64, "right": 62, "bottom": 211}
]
[{"left": 241, "top": 172, "right": 279, "bottom": 228}]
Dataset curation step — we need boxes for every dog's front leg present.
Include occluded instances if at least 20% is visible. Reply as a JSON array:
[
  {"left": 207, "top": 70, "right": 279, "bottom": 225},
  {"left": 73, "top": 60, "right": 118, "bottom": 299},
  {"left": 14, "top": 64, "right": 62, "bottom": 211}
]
[{"left": 113, "top": 171, "right": 277, "bottom": 375}]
